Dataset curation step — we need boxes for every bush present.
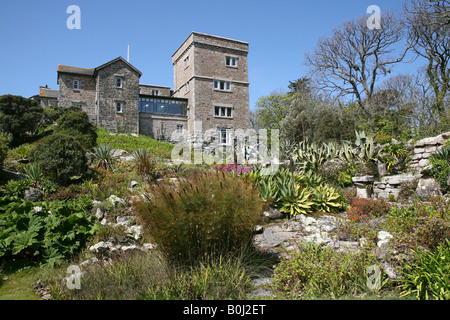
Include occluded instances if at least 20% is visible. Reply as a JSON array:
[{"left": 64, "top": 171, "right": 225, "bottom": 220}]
[
  {"left": 0, "top": 136, "right": 9, "bottom": 170},
  {"left": 399, "top": 239, "right": 450, "bottom": 300},
  {"left": 0, "top": 95, "right": 44, "bottom": 146},
  {"left": 346, "top": 197, "right": 391, "bottom": 220},
  {"left": 1, "top": 178, "right": 58, "bottom": 199},
  {"left": 0, "top": 196, "right": 99, "bottom": 266},
  {"left": 30, "top": 134, "right": 88, "bottom": 185},
  {"left": 273, "top": 242, "right": 386, "bottom": 298},
  {"left": 427, "top": 145, "right": 449, "bottom": 194},
  {"left": 54, "top": 111, "right": 97, "bottom": 151},
  {"left": 134, "top": 171, "right": 264, "bottom": 265}
]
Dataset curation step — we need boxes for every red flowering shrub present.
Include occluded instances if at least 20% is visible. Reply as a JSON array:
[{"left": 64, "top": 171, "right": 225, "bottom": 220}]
[{"left": 345, "top": 194, "right": 391, "bottom": 221}]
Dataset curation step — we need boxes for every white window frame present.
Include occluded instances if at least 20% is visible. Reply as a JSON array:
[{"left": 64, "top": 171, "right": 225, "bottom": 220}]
[
  {"left": 214, "top": 80, "right": 231, "bottom": 92},
  {"left": 218, "top": 128, "right": 231, "bottom": 145},
  {"left": 115, "top": 77, "right": 123, "bottom": 88},
  {"left": 73, "top": 80, "right": 80, "bottom": 90},
  {"left": 214, "top": 106, "right": 233, "bottom": 118},
  {"left": 116, "top": 101, "right": 123, "bottom": 113},
  {"left": 225, "top": 56, "right": 238, "bottom": 68}
]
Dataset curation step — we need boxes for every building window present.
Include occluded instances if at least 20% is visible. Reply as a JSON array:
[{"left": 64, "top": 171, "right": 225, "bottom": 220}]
[
  {"left": 72, "top": 103, "right": 83, "bottom": 109},
  {"left": 73, "top": 80, "right": 80, "bottom": 90},
  {"left": 214, "top": 106, "right": 233, "bottom": 118},
  {"left": 184, "top": 56, "right": 190, "bottom": 69},
  {"left": 218, "top": 128, "right": 230, "bottom": 145},
  {"left": 152, "top": 89, "right": 159, "bottom": 96},
  {"left": 139, "top": 98, "right": 187, "bottom": 116},
  {"left": 116, "top": 78, "right": 123, "bottom": 88},
  {"left": 177, "top": 124, "right": 183, "bottom": 134},
  {"left": 226, "top": 56, "right": 237, "bottom": 67},
  {"left": 116, "top": 102, "right": 123, "bottom": 113},
  {"left": 214, "top": 80, "right": 231, "bottom": 92},
  {"left": 185, "top": 81, "right": 190, "bottom": 93}
]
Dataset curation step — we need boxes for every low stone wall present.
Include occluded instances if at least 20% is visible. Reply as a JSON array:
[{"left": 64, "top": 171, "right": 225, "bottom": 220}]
[
  {"left": 362, "top": 132, "right": 449, "bottom": 201},
  {"left": 408, "top": 132, "right": 450, "bottom": 173}
]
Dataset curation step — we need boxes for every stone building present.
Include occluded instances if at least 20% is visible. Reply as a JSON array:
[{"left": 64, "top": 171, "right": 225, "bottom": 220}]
[{"left": 32, "top": 32, "right": 250, "bottom": 142}]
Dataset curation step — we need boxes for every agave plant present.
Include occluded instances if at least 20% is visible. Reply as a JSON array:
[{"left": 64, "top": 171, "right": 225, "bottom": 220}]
[
  {"left": 430, "top": 145, "right": 450, "bottom": 162},
  {"left": 92, "top": 144, "right": 115, "bottom": 170},
  {"left": 278, "top": 184, "right": 314, "bottom": 218},
  {"left": 258, "top": 177, "right": 279, "bottom": 203},
  {"left": 23, "top": 162, "right": 42, "bottom": 187},
  {"left": 311, "top": 185, "right": 343, "bottom": 213}
]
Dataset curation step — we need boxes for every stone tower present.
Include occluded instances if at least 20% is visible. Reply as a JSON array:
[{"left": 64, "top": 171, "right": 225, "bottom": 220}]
[{"left": 172, "top": 32, "right": 250, "bottom": 142}]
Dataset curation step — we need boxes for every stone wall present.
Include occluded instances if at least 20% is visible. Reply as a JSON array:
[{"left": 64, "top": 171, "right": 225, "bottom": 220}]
[
  {"left": 97, "top": 60, "right": 140, "bottom": 134},
  {"left": 371, "top": 132, "right": 449, "bottom": 201},
  {"left": 172, "top": 32, "right": 250, "bottom": 137},
  {"left": 139, "top": 113, "right": 187, "bottom": 141},
  {"left": 58, "top": 73, "right": 97, "bottom": 122},
  {"left": 408, "top": 132, "right": 450, "bottom": 172}
]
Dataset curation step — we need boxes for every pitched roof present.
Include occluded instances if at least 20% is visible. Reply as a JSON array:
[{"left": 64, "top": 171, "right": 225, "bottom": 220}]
[
  {"left": 57, "top": 65, "right": 95, "bottom": 76},
  {"left": 39, "top": 87, "right": 59, "bottom": 98},
  {"left": 96, "top": 57, "right": 142, "bottom": 77},
  {"left": 57, "top": 57, "right": 142, "bottom": 78}
]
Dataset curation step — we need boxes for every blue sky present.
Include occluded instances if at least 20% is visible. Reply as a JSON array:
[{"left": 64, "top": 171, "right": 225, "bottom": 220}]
[{"left": 0, "top": 0, "right": 420, "bottom": 109}]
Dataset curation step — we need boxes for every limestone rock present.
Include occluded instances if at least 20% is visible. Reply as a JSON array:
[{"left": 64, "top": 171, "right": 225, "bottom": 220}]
[
  {"left": 24, "top": 187, "right": 42, "bottom": 202},
  {"left": 415, "top": 177, "right": 442, "bottom": 201}
]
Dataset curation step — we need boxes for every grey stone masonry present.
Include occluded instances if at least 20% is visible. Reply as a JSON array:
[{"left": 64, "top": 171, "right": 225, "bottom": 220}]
[
  {"left": 408, "top": 132, "right": 450, "bottom": 172},
  {"left": 172, "top": 32, "right": 250, "bottom": 136},
  {"left": 96, "top": 58, "right": 141, "bottom": 134},
  {"left": 42, "top": 32, "right": 251, "bottom": 139}
]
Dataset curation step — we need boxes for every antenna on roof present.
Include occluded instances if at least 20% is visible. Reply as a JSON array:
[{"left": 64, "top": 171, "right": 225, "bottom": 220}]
[{"left": 127, "top": 43, "right": 130, "bottom": 62}]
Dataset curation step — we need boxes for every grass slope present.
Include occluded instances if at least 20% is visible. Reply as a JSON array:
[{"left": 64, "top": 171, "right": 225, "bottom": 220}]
[{"left": 96, "top": 127, "right": 174, "bottom": 159}]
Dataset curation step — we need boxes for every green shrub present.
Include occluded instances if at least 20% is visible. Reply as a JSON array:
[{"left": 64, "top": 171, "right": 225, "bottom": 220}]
[
  {"left": 30, "top": 134, "right": 88, "bottom": 185},
  {"left": 0, "top": 95, "right": 44, "bottom": 146},
  {"left": 0, "top": 136, "right": 9, "bottom": 170},
  {"left": 399, "top": 239, "right": 450, "bottom": 300},
  {"left": 134, "top": 171, "right": 264, "bottom": 265},
  {"left": 428, "top": 145, "right": 449, "bottom": 194},
  {"left": 54, "top": 111, "right": 97, "bottom": 151},
  {"left": 273, "top": 242, "right": 386, "bottom": 298},
  {"left": 0, "top": 196, "right": 99, "bottom": 266}
]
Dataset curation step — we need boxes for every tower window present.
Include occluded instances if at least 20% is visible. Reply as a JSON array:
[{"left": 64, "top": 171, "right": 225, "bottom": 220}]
[
  {"left": 116, "top": 102, "right": 123, "bottom": 113},
  {"left": 73, "top": 80, "right": 80, "bottom": 90},
  {"left": 214, "top": 80, "right": 231, "bottom": 92},
  {"left": 225, "top": 56, "right": 237, "bottom": 67},
  {"left": 214, "top": 106, "right": 232, "bottom": 118},
  {"left": 116, "top": 78, "right": 123, "bottom": 88}
]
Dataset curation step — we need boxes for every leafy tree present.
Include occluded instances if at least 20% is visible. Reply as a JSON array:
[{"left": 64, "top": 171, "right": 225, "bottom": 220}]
[
  {"left": 254, "top": 91, "right": 292, "bottom": 130},
  {"left": 0, "top": 95, "right": 44, "bottom": 146},
  {"left": 53, "top": 111, "right": 97, "bottom": 150},
  {"left": 30, "top": 134, "right": 88, "bottom": 185}
]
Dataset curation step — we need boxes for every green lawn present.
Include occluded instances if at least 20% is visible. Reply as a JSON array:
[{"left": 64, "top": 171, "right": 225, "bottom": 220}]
[{"left": 96, "top": 127, "right": 174, "bottom": 158}]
